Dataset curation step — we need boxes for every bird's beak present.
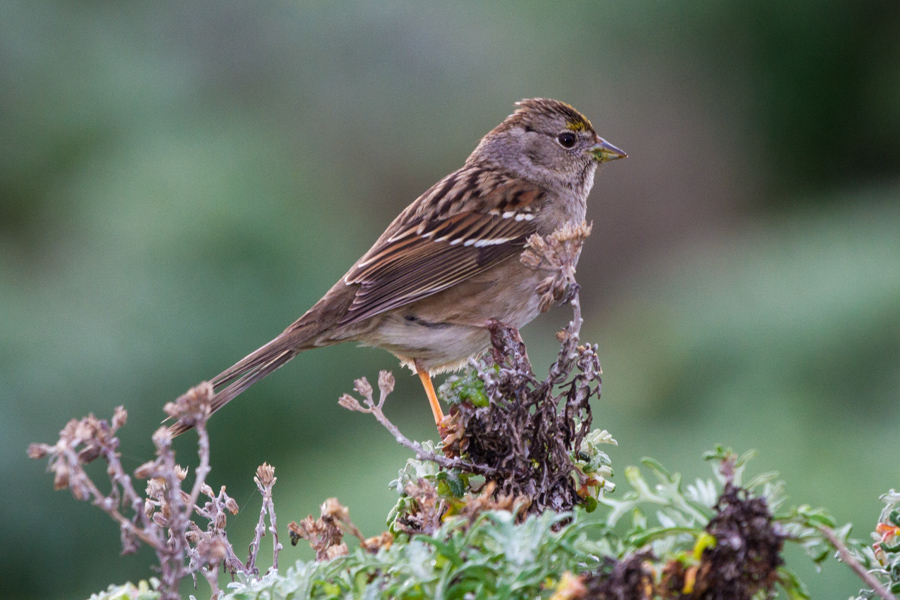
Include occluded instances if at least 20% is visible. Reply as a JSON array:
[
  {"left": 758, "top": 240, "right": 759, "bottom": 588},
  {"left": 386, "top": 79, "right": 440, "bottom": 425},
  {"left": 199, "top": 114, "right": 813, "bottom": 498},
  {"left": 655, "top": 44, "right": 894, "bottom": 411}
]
[{"left": 589, "top": 138, "right": 628, "bottom": 163}]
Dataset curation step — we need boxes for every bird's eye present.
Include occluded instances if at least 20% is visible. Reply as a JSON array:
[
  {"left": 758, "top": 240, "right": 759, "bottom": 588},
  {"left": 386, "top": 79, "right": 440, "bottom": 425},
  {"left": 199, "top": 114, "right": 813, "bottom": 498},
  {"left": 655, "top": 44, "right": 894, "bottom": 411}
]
[{"left": 557, "top": 132, "right": 577, "bottom": 149}]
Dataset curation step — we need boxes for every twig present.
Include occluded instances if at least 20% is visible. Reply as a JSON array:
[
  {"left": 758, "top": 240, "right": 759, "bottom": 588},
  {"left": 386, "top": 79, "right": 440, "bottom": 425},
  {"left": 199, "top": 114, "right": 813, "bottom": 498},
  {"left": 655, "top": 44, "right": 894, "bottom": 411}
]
[
  {"left": 338, "top": 371, "right": 499, "bottom": 476},
  {"left": 189, "top": 423, "right": 212, "bottom": 514},
  {"left": 29, "top": 385, "right": 285, "bottom": 600},
  {"left": 817, "top": 525, "right": 897, "bottom": 600},
  {"left": 248, "top": 463, "right": 282, "bottom": 574}
]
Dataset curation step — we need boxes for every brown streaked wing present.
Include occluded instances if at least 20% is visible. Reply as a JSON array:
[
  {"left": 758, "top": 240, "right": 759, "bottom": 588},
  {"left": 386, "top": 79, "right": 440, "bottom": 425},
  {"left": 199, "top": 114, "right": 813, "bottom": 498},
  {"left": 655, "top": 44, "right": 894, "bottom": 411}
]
[{"left": 339, "top": 209, "right": 537, "bottom": 326}]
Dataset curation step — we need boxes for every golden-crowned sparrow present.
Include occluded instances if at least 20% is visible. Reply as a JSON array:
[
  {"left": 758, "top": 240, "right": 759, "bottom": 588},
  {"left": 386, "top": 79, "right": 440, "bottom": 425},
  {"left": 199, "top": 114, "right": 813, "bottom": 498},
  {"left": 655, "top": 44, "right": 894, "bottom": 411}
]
[{"left": 171, "top": 98, "right": 625, "bottom": 434}]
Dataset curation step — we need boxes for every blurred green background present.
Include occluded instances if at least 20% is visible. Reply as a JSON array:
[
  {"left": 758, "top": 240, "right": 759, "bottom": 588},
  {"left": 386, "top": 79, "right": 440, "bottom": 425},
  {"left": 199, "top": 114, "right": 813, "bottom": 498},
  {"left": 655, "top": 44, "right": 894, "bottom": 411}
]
[{"left": 3, "top": 1, "right": 899, "bottom": 598}]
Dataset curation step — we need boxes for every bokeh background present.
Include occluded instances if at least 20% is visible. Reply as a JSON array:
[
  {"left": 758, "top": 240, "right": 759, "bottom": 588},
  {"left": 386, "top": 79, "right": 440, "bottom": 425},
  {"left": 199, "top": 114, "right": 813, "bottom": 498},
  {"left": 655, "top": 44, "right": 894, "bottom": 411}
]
[{"left": 3, "top": 2, "right": 899, "bottom": 598}]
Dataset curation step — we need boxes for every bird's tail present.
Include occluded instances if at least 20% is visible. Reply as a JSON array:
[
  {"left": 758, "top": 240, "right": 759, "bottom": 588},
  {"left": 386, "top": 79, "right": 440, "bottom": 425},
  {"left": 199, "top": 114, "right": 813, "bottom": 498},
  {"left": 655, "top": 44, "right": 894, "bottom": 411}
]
[{"left": 168, "top": 320, "right": 322, "bottom": 436}]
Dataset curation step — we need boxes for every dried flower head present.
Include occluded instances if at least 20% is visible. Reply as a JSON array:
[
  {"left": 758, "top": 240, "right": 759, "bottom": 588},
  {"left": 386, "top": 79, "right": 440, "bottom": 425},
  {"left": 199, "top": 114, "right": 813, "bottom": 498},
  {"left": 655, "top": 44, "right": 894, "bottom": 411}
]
[
  {"left": 378, "top": 370, "right": 395, "bottom": 395},
  {"left": 146, "top": 477, "right": 166, "bottom": 499},
  {"left": 255, "top": 463, "right": 276, "bottom": 487},
  {"left": 364, "top": 531, "right": 394, "bottom": 551},
  {"left": 290, "top": 512, "right": 344, "bottom": 561},
  {"left": 391, "top": 479, "right": 444, "bottom": 535},
  {"left": 52, "top": 461, "right": 70, "bottom": 491},
  {"left": 224, "top": 493, "right": 239, "bottom": 515},
  {"left": 321, "top": 497, "right": 349, "bottom": 522},
  {"left": 337, "top": 393, "right": 363, "bottom": 412},
  {"left": 135, "top": 460, "right": 157, "bottom": 480},
  {"left": 197, "top": 537, "right": 228, "bottom": 567},
  {"left": 151, "top": 426, "right": 173, "bottom": 449},
  {"left": 112, "top": 406, "right": 128, "bottom": 429},
  {"left": 325, "top": 544, "right": 349, "bottom": 560},
  {"left": 353, "top": 377, "right": 373, "bottom": 400},
  {"left": 163, "top": 381, "right": 213, "bottom": 428},
  {"left": 27, "top": 443, "right": 51, "bottom": 459},
  {"left": 521, "top": 221, "right": 592, "bottom": 312}
]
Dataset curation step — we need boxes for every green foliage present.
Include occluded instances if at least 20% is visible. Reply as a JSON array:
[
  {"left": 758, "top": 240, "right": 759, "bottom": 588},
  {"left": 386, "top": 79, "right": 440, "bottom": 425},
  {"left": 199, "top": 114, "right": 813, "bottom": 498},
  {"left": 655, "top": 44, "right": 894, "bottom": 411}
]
[
  {"left": 227, "top": 511, "right": 609, "bottom": 600},
  {"left": 438, "top": 371, "right": 492, "bottom": 408},
  {"left": 112, "top": 447, "right": 871, "bottom": 600},
  {"left": 87, "top": 580, "right": 161, "bottom": 600}
]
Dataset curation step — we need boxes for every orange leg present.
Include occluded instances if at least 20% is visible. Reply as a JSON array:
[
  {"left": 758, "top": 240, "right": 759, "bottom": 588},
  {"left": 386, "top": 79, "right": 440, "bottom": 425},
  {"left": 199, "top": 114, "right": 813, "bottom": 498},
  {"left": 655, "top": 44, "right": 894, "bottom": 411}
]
[{"left": 416, "top": 367, "right": 444, "bottom": 425}]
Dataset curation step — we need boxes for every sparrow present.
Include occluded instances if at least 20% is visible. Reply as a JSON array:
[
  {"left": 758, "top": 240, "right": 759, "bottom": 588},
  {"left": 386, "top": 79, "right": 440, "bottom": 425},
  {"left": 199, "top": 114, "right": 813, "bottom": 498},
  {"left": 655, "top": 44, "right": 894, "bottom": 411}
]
[{"left": 170, "top": 98, "right": 625, "bottom": 435}]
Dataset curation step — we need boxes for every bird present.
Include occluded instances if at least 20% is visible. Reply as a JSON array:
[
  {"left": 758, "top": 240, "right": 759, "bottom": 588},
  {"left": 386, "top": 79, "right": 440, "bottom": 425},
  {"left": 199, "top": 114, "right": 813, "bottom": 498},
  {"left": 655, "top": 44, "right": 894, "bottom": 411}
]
[{"left": 169, "top": 98, "right": 625, "bottom": 435}]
